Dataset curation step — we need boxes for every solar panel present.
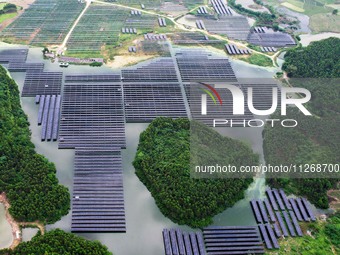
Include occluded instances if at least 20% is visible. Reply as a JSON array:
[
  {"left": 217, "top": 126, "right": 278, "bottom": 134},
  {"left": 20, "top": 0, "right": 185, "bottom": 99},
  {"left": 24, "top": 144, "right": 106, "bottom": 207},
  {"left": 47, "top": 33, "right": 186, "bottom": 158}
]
[
  {"left": 265, "top": 224, "right": 279, "bottom": 249},
  {"left": 289, "top": 198, "right": 303, "bottom": 221},
  {"left": 289, "top": 211, "right": 303, "bottom": 237},
  {"left": 273, "top": 189, "right": 285, "bottom": 211},
  {"left": 71, "top": 148, "right": 126, "bottom": 233},
  {"left": 282, "top": 211, "right": 296, "bottom": 236},
  {"left": 275, "top": 212, "right": 289, "bottom": 237},
  {"left": 258, "top": 224, "right": 272, "bottom": 249},
  {"left": 59, "top": 79, "right": 126, "bottom": 149},
  {"left": 250, "top": 200, "right": 263, "bottom": 223},
  {"left": 203, "top": 226, "right": 264, "bottom": 255},
  {"left": 279, "top": 189, "right": 292, "bottom": 210},
  {"left": 266, "top": 188, "right": 279, "bottom": 211},
  {"left": 22, "top": 71, "right": 62, "bottom": 97},
  {"left": 257, "top": 199, "right": 269, "bottom": 223},
  {"left": 263, "top": 198, "right": 276, "bottom": 222},
  {"left": 296, "top": 198, "right": 309, "bottom": 221},
  {"left": 302, "top": 198, "right": 316, "bottom": 221}
]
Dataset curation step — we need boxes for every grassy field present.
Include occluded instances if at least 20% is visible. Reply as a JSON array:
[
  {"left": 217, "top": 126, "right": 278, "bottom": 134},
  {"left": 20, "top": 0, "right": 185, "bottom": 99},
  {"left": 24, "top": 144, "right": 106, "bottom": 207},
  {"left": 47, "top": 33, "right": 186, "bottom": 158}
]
[
  {"left": 239, "top": 53, "right": 273, "bottom": 67},
  {"left": 0, "top": 12, "right": 16, "bottom": 23},
  {"left": 282, "top": 0, "right": 305, "bottom": 12},
  {"left": 310, "top": 12, "right": 340, "bottom": 32}
]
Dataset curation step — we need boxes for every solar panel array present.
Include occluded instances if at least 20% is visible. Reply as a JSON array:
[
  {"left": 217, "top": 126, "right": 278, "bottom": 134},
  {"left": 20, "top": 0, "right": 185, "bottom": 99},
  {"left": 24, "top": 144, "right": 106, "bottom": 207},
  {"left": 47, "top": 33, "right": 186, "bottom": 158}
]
[
  {"left": 247, "top": 30, "right": 296, "bottom": 47},
  {"left": 0, "top": 49, "right": 28, "bottom": 63},
  {"left": 66, "top": 5, "right": 129, "bottom": 53},
  {"left": 176, "top": 50, "right": 237, "bottom": 82},
  {"left": 22, "top": 71, "right": 63, "bottom": 97},
  {"left": 249, "top": 188, "right": 317, "bottom": 249},
  {"left": 122, "top": 58, "right": 178, "bottom": 82},
  {"left": 59, "top": 75, "right": 126, "bottom": 149},
  {"left": 122, "top": 57, "right": 188, "bottom": 122},
  {"left": 202, "top": 16, "right": 250, "bottom": 41},
  {"left": 71, "top": 148, "right": 126, "bottom": 232},
  {"left": 37, "top": 95, "right": 61, "bottom": 141},
  {"left": 163, "top": 229, "right": 206, "bottom": 255},
  {"left": 203, "top": 226, "right": 265, "bottom": 254},
  {"left": 211, "top": 0, "right": 233, "bottom": 15},
  {"left": 170, "top": 33, "right": 223, "bottom": 44},
  {"left": 1, "top": 0, "right": 84, "bottom": 45},
  {"left": 8, "top": 62, "right": 44, "bottom": 72}
]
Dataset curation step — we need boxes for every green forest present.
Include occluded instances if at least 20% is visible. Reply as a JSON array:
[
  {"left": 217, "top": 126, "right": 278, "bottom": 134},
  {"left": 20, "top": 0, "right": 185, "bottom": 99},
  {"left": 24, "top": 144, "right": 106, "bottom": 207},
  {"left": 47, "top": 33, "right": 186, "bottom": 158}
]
[
  {"left": 0, "top": 229, "right": 112, "bottom": 255},
  {"left": 283, "top": 37, "right": 340, "bottom": 78},
  {"left": 0, "top": 66, "right": 69, "bottom": 223},
  {"left": 264, "top": 37, "right": 340, "bottom": 209},
  {"left": 133, "top": 117, "right": 259, "bottom": 228}
]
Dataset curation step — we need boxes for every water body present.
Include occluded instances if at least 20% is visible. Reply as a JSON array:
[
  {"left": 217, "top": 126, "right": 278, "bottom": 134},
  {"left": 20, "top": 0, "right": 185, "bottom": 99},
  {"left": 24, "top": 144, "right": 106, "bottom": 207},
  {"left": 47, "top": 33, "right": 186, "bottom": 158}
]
[
  {"left": 2, "top": 45, "right": 277, "bottom": 255},
  {"left": 0, "top": 204, "right": 13, "bottom": 249},
  {"left": 21, "top": 228, "right": 39, "bottom": 242},
  {"left": 300, "top": 32, "right": 340, "bottom": 46}
]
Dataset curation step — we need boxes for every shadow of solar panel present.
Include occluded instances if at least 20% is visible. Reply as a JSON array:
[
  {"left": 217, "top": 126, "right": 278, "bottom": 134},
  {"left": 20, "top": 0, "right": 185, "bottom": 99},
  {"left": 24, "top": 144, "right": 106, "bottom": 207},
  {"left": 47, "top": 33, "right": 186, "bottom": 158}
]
[
  {"left": 71, "top": 148, "right": 126, "bottom": 233},
  {"left": 22, "top": 71, "right": 63, "bottom": 97},
  {"left": 58, "top": 81, "right": 126, "bottom": 149}
]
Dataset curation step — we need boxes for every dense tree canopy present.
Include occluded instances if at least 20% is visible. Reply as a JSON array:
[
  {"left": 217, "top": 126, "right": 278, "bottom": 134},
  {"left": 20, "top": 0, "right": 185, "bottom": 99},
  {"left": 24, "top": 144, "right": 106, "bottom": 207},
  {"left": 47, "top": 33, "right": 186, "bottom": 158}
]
[
  {"left": 0, "top": 66, "right": 69, "bottom": 223},
  {"left": 133, "top": 118, "right": 258, "bottom": 228},
  {"left": 264, "top": 38, "right": 340, "bottom": 209},
  {"left": 283, "top": 37, "right": 340, "bottom": 78},
  {"left": 0, "top": 229, "right": 112, "bottom": 255}
]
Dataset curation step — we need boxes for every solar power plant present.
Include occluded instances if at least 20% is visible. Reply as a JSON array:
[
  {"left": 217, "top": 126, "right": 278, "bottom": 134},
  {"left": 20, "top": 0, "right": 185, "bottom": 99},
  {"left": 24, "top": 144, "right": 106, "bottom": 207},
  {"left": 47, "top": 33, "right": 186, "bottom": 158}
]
[
  {"left": 258, "top": 224, "right": 272, "bottom": 249},
  {"left": 295, "top": 198, "right": 310, "bottom": 221},
  {"left": 162, "top": 229, "right": 206, "bottom": 255},
  {"left": 275, "top": 212, "right": 289, "bottom": 237},
  {"left": 122, "top": 57, "right": 178, "bottom": 82},
  {"left": 279, "top": 189, "right": 292, "bottom": 210},
  {"left": 263, "top": 198, "right": 276, "bottom": 222},
  {"left": 37, "top": 95, "right": 61, "bottom": 141},
  {"left": 289, "top": 211, "right": 303, "bottom": 236},
  {"left": 170, "top": 32, "right": 223, "bottom": 44},
  {"left": 71, "top": 148, "right": 126, "bottom": 233},
  {"left": 65, "top": 74, "right": 122, "bottom": 82},
  {"left": 1, "top": 0, "right": 84, "bottom": 45},
  {"left": 22, "top": 71, "right": 63, "bottom": 97},
  {"left": 289, "top": 198, "right": 303, "bottom": 221},
  {"left": 8, "top": 62, "right": 44, "bottom": 72},
  {"left": 266, "top": 188, "right": 279, "bottom": 211},
  {"left": 144, "top": 33, "right": 167, "bottom": 40},
  {"left": 202, "top": 16, "right": 250, "bottom": 41},
  {"left": 282, "top": 211, "right": 296, "bottom": 237},
  {"left": 265, "top": 224, "right": 280, "bottom": 249},
  {"left": 302, "top": 198, "right": 316, "bottom": 221},
  {"left": 273, "top": 189, "right": 285, "bottom": 211},
  {"left": 175, "top": 50, "right": 237, "bottom": 82},
  {"left": 125, "top": 15, "right": 157, "bottom": 29},
  {"left": 225, "top": 44, "right": 251, "bottom": 55},
  {"left": 237, "top": 80, "right": 282, "bottom": 117},
  {"left": 247, "top": 32, "right": 296, "bottom": 47},
  {"left": 251, "top": 200, "right": 263, "bottom": 224},
  {"left": 66, "top": 4, "right": 129, "bottom": 53},
  {"left": 258, "top": 200, "right": 270, "bottom": 223},
  {"left": 185, "top": 82, "right": 254, "bottom": 127},
  {"left": 160, "top": 2, "right": 188, "bottom": 13},
  {"left": 211, "top": 0, "right": 233, "bottom": 15},
  {"left": 273, "top": 222, "right": 282, "bottom": 237},
  {"left": 58, "top": 78, "right": 126, "bottom": 149},
  {"left": 0, "top": 49, "right": 28, "bottom": 63},
  {"left": 203, "top": 226, "right": 265, "bottom": 255},
  {"left": 115, "top": 0, "right": 163, "bottom": 9},
  {"left": 123, "top": 82, "right": 188, "bottom": 122}
]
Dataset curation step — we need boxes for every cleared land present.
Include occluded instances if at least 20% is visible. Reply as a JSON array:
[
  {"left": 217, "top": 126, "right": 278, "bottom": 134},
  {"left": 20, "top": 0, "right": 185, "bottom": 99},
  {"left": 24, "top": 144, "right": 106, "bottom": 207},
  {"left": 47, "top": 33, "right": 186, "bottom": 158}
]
[{"left": 310, "top": 13, "right": 340, "bottom": 32}]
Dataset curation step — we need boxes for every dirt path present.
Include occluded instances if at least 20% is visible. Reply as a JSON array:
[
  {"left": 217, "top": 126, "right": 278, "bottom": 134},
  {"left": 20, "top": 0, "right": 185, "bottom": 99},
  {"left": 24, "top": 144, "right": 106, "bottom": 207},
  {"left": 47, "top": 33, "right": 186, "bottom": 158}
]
[
  {"left": 58, "top": 0, "right": 91, "bottom": 54},
  {"left": 0, "top": 193, "right": 45, "bottom": 250}
]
